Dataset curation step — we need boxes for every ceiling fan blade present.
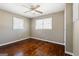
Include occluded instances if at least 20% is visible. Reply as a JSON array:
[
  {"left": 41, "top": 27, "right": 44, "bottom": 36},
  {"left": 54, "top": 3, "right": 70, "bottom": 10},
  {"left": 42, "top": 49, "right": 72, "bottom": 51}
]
[
  {"left": 35, "top": 10, "right": 43, "bottom": 14},
  {"left": 22, "top": 5, "right": 31, "bottom": 9},
  {"left": 24, "top": 10, "right": 32, "bottom": 13},
  {"left": 22, "top": 5, "right": 33, "bottom": 13},
  {"left": 35, "top": 5, "right": 40, "bottom": 9}
]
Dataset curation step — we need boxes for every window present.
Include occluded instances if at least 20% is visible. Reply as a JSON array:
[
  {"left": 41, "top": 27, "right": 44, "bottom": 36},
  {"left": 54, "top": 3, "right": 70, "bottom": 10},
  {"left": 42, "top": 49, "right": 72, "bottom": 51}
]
[
  {"left": 36, "top": 17, "right": 52, "bottom": 29},
  {"left": 13, "top": 17, "right": 24, "bottom": 29},
  {"left": 36, "top": 20, "right": 43, "bottom": 29}
]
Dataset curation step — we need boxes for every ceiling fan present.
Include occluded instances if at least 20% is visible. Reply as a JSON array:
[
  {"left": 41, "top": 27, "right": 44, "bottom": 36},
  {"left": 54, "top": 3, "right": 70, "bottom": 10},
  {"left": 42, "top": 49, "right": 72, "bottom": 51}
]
[{"left": 22, "top": 5, "right": 43, "bottom": 14}]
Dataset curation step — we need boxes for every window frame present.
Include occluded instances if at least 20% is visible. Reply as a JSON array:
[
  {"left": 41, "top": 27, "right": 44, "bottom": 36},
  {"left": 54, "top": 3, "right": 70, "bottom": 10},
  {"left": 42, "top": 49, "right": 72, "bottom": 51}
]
[
  {"left": 12, "top": 16, "right": 24, "bottom": 30},
  {"left": 35, "top": 17, "right": 52, "bottom": 30}
]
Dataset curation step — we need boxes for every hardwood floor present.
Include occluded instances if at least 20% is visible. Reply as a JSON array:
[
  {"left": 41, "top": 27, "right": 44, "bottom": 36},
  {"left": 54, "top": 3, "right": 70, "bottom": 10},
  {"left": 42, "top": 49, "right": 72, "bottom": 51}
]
[{"left": 0, "top": 38, "right": 65, "bottom": 56}]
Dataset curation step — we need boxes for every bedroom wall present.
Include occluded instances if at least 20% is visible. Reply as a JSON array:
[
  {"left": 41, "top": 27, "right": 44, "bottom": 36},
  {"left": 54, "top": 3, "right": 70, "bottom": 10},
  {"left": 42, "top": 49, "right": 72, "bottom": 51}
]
[
  {"left": 0, "top": 10, "right": 30, "bottom": 45},
  {"left": 31, "top": 11, "right": 64, "bottom": 44}
]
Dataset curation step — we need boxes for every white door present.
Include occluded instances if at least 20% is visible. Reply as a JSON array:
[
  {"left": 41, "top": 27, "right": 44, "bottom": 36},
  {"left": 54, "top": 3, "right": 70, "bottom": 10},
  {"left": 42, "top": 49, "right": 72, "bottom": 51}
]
[
  {"left": 73, "top": 20, "right": 79, "bottom": 55},
  {"left": 73, "top": 3, "right": 79, "bottom": 56}
]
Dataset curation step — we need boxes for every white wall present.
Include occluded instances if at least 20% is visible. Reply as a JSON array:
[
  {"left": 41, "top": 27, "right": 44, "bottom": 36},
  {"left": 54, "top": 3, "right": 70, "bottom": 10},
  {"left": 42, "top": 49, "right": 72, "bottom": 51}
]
[
  {"left": 0, "top": 10, "right": 30, "bottom": 45},
  {"left": 31, "top": 11, "right": 64, "bottom": 44}
]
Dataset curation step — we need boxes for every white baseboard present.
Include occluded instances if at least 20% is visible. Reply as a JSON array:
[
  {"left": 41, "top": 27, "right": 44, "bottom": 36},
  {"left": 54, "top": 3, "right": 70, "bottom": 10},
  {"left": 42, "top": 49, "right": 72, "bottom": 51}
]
[
  {"left": 30, "top": 37, "right": 64, "bottom": 46},
  {"left": 0, "top": 36, "right": 64, "bottom": 48},
  {"left": 0, "top": 37, "right": 30, "bottom": 46},
  {"left": 65, "top": 51, "right": 74, "bottom": 56}
]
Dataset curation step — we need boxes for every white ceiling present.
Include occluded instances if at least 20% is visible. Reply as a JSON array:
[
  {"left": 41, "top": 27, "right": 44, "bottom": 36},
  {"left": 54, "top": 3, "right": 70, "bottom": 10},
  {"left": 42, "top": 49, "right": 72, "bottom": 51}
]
[{"left": 0, "top": 3, "right": 65, "bottom": 18}]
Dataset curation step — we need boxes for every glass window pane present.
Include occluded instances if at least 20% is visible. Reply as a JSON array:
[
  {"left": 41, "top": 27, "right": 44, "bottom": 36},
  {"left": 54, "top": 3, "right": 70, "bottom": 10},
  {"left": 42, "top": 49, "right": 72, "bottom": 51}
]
[
  {"left": 43, "top": 18, "right": 52, "bottom": 29},
  {"left": 13, "top": 17, "right": 24, "bottom": 29},
  {"left": 36, "top": 20, "right": 43, "bottom": 29},
  {"left": 35, "top": 17, "right": 52, "bottom": 30}
]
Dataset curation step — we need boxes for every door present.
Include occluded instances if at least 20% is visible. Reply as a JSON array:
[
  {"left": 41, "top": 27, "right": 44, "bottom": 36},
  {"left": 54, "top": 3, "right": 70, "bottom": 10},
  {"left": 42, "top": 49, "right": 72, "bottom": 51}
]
[{"left": 73, "top": 20, "right": 79, "bottom": 55}]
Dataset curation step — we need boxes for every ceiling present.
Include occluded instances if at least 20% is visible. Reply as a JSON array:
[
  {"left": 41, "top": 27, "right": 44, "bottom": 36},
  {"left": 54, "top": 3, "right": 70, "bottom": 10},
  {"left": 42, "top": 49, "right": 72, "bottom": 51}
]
[{"left": 0, "top": 3, "right": 65, "bottom": 18}]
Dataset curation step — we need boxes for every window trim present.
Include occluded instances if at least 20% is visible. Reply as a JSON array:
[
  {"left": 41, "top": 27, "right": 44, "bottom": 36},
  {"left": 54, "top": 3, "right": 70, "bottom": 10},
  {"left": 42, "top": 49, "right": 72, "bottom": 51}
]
[
  {"left": 12, "top": 16, "right": 24, "bottom": 30},
  {"left": 35, "top": 17, "right": 52, "bottom": 30}
]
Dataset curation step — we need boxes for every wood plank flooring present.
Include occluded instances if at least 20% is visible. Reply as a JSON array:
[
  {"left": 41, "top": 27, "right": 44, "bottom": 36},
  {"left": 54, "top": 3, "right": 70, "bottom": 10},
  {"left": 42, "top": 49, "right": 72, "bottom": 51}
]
[{"left": 0, "top": 38, "right": 65, "bottom": 56}]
